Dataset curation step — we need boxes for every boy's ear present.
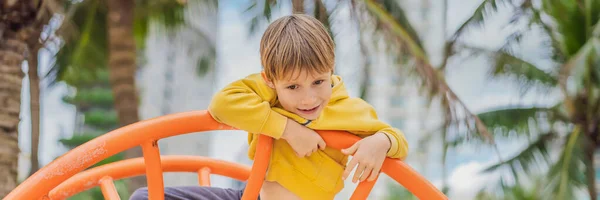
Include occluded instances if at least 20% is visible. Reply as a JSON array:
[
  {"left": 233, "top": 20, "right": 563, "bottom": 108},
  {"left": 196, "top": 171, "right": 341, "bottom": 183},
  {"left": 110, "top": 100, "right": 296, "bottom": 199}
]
[{"left": 261, "top": 71, "right": 275, "bottom": 88}]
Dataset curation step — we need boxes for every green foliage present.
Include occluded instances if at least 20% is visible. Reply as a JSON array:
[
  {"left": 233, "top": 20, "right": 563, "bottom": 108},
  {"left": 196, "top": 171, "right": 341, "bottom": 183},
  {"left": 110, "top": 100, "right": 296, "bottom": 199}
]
[
  {"left": 475, "top": 176, "right": 551, "bottom": 200},
  {"left": 546, "top": 128, "right": 587, "bottom": 199},
  {"left": 49, "top": 0, "right": 190, "bottom": 86},
  {"left": 58, "top": 133, "right": 100, "bottom": 149},
  {"left": 477, "top": 106, "right": 560, "bottom": 138},
  {"left": 67, "top": 179, "right": 129, "bottom": 200},
  {"left": 134, "top": 0, "right": 188, "bottom": 49},
  {"left": 243, "top": 0, "right": 334, "bottom": 44},
  {"left": 84, "top": 110, "right": 118, "bottom": 129},
  {"left": 375, "top": 0, "right": 424, "bottom": 52},
  {"left": 63, "top": 87, "right": 114, "bottom": 108},
  {"left": 446, "top": 0, "right": 600, "bottom": 198},
  {"left": 366, "top": 0, "right": 600, "bottom": 198},
  {"left": 49, "top": 0, "right": 108, "bottom": 86},
  {"left": 384, "top": 183, "right": 418, "bottom": 200},
  {"left": 196, "top": 56, "right": 211, "bottom": 77},
  {"left": 491, "top": 49, "right": 558, "bottom": 88},
  {"left": 483, "top": 133, "right": 555, "bottom": 178}
]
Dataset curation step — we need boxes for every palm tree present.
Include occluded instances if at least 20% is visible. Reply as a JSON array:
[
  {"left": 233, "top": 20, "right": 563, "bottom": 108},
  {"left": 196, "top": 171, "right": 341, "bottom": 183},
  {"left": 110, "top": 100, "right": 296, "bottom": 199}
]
[
  {"left": 0, "top": 0, "right": 55, "bottom": 196},
  {"left": 26, "top": 30, "right": 43, "bottom": 176},
  {"left": 105, "top": 0, "right": 146, "bottom": 191},
  {"left": 48, "top": 0, "right": 215, "bottom": 193},
  {"left": 418, "top": 0, "right": 600, "bottom": 199},
  {"left": 349, "top": 0, "right": 506, "bottom": 196}
]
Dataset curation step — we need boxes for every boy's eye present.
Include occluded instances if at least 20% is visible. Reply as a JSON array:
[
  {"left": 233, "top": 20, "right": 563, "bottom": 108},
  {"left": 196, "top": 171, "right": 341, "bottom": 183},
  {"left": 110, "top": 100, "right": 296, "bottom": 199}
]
[
  {"left": 314, "top": 80, "right": 324, "bottom": 85},
  {"left": 287, "top": 85, "right": 297, "bottom": 90}
]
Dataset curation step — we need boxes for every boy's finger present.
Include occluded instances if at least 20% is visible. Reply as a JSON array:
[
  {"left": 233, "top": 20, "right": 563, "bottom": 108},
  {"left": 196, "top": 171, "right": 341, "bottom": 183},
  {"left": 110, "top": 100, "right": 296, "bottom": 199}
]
[
  {"left": 342, "top": 158, "right": 358, "bottom": 180},
  {"left": 360, "top": 165, "right": 372, "bottom": 182},
  {"left": 342, "top": 143, "right": 358, "bottom": 155},
  {"left": 318, "top": 139, "right": 326, "bottom": 150},
  {"left": 367, "top": 167, "right": 380, "bottom": 182},
  {"left": 305, "top": 149, "right": 314, "bottom": 157},
  {"left": 353, "top": 163, "right": 366, "bottom": 183}
]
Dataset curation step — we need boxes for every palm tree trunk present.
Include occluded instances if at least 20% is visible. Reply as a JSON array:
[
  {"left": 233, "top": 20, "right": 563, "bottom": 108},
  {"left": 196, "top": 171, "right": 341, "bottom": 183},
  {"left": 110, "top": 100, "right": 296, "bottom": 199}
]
[
  {"left": 106, "top": 0, "right": 145, "bottom": 193},
  {"left": 27, "top": 30, "right": 42, "bottom": 176},
  {"left": 292, "top": 0, "right": 304, "bottom": 14},
  {"left": 0, "top": 32, "right": 28, "bottom": 198},
  {"left": 586, "top": 135, "right": 597, "bottom": 200},
  {"left": 314, "top": 0, "right": 328, "bottom": 26}
]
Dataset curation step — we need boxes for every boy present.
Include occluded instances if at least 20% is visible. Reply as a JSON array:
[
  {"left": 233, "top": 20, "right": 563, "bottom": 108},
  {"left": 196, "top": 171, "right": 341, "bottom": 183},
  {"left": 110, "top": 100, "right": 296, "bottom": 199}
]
[{"left": 130, "top": 14, "right": 408, "bottom": 200}]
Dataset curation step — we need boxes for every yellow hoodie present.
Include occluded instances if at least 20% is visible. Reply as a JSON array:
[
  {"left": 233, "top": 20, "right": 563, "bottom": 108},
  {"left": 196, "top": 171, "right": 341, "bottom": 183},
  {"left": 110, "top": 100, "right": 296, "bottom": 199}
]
[{"left": 208, "top": 73, "right": 408, "bottom": 199}]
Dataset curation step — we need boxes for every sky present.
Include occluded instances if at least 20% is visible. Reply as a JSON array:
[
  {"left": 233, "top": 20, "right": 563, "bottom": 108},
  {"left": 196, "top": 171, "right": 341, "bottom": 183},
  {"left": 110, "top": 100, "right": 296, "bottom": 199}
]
[{"left": 15, "top": 0, "right": 566, "bottom": 199}]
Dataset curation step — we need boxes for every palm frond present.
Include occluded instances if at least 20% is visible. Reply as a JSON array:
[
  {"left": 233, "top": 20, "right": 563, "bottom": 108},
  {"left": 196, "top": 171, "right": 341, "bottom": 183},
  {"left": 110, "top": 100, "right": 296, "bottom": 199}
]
[
  {"left": 48, "top": 0, "right": 193, "bottom": 86},
  {"left": 375, "top": 0, "right": 424, "bottom": 51},
  {"left": 477, "top": 105, "right": 563, "bottom": 138},
  {"left": 460, "top": 44, "right": 558, "bottom": 93},
  {"left": 134, "top": 0, "right": 188, "bottom": 50},
  {"left": 47, "top": 0, "right": 108, "bottom": 86},
  {"left": 491, "top": 49, "right": 557, "bottom": 87},
  {"left": 559, "top": 37, "right": 600, "bottom": 117},
  {"left": 449, "top": 0, "right": 516, "bottom": 41},
  {"left": 441, "top": 0, "right": 527, "bottom": 71},
  {"left": 529, "top": 5, "right": 566, "bottom": 61},
  {"left": 541, "top": 0, "right": 595, "bottom": 57},
  {"left": 362, "top": 0, "right": 494, "bottom": 143},
  {"left": 546, "top": 127, "right": 586, "bottom": 200},
  {"left": 244, "top": 0, "right": 278, "bottom": 36},
  {"left": 477, "top": 175, "right": 551, "bottom": 200},
  {"left": 482, "top": 132, "right": 556, "bottom": 179},
  {"left": 363, "top": 0, "right": 425, "bottom": 59}
]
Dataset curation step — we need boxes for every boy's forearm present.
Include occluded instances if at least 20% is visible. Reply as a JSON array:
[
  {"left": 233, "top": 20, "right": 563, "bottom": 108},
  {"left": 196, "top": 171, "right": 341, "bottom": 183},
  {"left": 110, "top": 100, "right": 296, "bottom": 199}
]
[{"left": 208, "top": 87, "right": 287, "bottom": 139}]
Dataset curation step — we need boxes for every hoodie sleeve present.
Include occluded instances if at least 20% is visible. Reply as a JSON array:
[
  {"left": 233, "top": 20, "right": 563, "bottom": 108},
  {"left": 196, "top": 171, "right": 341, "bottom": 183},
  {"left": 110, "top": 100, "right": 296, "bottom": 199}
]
[
  {"left": 208, "top": 74, "right": 288, "bottom": 139},
  {"left": 318, "top": 97, "right": 409, "bottom": 159},
  {"left": 377, "top": 127, "right": 409, "bottom": 159}
]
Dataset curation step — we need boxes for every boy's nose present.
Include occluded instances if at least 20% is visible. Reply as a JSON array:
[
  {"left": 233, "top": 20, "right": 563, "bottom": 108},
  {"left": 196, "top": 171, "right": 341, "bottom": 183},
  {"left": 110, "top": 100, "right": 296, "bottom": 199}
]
[{"left": 300, "top": 96, "right": 317, "bottom": 106}]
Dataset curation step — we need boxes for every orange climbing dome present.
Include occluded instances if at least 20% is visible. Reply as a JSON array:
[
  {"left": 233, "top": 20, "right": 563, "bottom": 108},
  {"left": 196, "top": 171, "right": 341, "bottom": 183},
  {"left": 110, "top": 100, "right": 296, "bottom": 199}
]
[{"left": 4, "top": 110, "right": 448, "bottom": 200}]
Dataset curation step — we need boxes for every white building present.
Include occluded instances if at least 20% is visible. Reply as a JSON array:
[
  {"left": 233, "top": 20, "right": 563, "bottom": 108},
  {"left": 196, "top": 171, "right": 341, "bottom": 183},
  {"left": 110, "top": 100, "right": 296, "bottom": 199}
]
[{"left": 137, "top": 0, "right": 218, "bottom": 187}]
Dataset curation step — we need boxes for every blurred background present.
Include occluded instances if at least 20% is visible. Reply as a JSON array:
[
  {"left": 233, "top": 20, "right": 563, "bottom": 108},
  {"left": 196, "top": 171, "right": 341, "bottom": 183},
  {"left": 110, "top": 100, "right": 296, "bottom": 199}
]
[{"left": 1, "top": 0, "right": 598, "bottom": 199}]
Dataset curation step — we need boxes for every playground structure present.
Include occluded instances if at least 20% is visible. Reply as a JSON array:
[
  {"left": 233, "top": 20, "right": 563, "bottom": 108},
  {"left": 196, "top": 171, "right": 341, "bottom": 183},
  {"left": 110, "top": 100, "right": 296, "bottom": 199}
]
[{"left": 4, "top": 110, "right": 448, "bottom": 200}]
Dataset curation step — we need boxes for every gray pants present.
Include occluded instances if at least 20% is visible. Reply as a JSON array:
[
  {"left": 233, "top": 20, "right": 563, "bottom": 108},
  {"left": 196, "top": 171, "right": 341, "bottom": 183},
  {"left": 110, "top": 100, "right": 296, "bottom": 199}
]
[{"left": 129, "top": 186, "right": 259, "bottom": 200}]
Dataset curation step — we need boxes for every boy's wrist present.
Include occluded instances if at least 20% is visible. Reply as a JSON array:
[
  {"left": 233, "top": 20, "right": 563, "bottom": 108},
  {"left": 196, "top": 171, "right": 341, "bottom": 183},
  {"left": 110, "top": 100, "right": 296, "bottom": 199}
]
[
  {"left": 375, "top": 132, "right": 392, "bottom": 152},
  {"left": 281, "top": 118, "right": 295, "bottom": 140}
]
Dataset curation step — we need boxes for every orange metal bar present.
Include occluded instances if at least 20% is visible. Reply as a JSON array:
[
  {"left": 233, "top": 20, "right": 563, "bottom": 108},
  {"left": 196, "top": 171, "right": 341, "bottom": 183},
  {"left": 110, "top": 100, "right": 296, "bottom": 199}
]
[
  {"left": 48, "top": 156, "right": 251, "bottom": 199},
  {"left": 241, "top": 134, "right": 272, "bottom": 200},
  {"left": 316, "top": 130, "right": 447, "bottom": 200},
  {"left": 6, "top": 111, "right": 232, "bottom": 200},
  {"left": 141, "top": 140, "right": 164, "bottom": 200},
  {"left": 381, "top": 158, "right": 446, "bottom": 199},
  {"left": 99, "top": 176, "right": 120, "bottom": 200},
  {"left": 350, "top": 173, "right": 379, "bottom": 200},
  {"left": 198, "top": 167, "right": 211, "bottom": 186},
  {"left": 5, "top": 110, "right": 447, "bottom": 200}
]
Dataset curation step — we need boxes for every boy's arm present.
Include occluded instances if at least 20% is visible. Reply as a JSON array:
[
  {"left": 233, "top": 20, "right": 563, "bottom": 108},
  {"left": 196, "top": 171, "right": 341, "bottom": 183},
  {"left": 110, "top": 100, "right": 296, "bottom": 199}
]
[
  {"left": 208, "top": 76, "right": 287, "bottom": 139},
  {"left": 209, "top": 75, "right": 326, "bottom": 157},
  {"left": 326, "top": 97, "right": 409, "bottom": 159}
]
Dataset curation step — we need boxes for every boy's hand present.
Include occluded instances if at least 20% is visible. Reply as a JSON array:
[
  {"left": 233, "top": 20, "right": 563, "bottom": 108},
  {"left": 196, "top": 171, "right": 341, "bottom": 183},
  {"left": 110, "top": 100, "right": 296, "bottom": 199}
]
[
  {"left": 281, "top": 118, "right": 326, "bottom": 157},
  {"left": 341, "top": 132, "right": 391, "bottom": 183}
]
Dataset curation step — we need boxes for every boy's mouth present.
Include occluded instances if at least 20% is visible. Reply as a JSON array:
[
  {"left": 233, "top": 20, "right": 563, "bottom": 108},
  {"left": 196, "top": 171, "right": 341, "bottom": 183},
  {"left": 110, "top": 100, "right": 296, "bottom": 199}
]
[{"left": 297, "top": 105, "right": 320, "bottom": 115}]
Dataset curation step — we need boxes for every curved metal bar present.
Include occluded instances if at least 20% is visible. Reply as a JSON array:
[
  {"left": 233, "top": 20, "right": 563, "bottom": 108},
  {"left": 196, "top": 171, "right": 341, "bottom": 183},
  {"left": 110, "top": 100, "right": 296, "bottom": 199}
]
[{"left": 4, "top": 110, "right": 447, "bottom": 200}]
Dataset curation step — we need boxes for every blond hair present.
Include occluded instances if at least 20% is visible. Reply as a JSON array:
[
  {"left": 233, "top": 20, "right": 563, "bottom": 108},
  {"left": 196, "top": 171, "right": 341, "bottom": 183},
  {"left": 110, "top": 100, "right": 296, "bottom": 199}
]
[{"left": 260, "top": 14, "right": 335, "bottom": 81}]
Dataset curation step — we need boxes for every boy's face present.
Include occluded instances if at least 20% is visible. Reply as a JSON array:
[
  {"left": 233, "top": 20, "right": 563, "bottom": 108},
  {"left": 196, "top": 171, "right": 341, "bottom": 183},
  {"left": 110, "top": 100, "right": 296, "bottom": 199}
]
[{"left": 263, "top": 69, "right": 333, "bottom": 120}]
